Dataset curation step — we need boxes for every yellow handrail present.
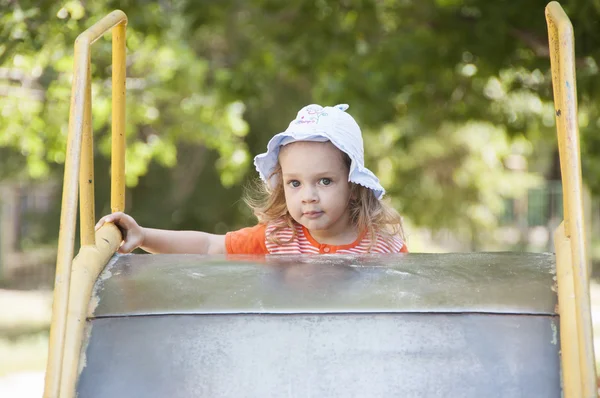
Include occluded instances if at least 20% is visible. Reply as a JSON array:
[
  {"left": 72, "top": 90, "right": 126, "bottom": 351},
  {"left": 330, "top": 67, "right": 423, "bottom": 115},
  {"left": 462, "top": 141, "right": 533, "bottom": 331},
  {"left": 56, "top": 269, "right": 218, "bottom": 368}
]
[
  {"left": 43, "top": 10, "right": 127, "bottom": 398},
  {"left": 545, "top": 2, "right": 597, "bottom": 397}
]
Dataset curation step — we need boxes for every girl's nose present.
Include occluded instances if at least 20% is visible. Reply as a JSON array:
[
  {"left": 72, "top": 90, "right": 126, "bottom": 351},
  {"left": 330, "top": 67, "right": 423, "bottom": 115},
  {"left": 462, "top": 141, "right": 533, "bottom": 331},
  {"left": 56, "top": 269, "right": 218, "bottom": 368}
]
[{"left": 301, "top": 187, "right": 319, "bottom": 203}]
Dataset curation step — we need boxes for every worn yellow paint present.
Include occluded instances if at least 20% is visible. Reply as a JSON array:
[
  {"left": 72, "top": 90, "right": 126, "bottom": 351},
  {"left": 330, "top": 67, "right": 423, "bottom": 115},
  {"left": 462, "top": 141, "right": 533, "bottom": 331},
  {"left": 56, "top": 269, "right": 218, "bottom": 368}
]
[
  {"left": 43, "top": 10, "right": 128, "bottom": 398},
  {"left": 112, "top": 22, "right": 127, "bottom": 213},
  {"left": 554, "top": 222, "right": 582, "bottom": 398},
  {"left": 546, "top": 2, "right": 597, "bottom": 397},
  {"left": 59, "top": 224, "right": 121, "bottom": 398},
  {"left": 80, "top": 64, "right": 95, "bottom": 247}
]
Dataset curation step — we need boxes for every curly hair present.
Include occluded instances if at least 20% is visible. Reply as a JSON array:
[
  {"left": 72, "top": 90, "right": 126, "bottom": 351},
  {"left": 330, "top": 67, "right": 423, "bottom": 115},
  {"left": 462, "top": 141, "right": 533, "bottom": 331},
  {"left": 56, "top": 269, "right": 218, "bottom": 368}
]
[{"left": 244, "top": 151, "right": 405, "bottom": 250}]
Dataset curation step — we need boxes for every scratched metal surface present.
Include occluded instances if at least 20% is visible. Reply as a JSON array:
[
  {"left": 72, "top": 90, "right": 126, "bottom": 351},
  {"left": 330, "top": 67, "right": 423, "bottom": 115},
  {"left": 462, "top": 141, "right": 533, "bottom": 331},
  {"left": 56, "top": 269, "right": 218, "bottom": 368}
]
[
  {"left": 77, "top": 313, "right": 560, "bottom": 397},
  {"left": 91, "top": 252, "right": 557, "bottom": 316}
]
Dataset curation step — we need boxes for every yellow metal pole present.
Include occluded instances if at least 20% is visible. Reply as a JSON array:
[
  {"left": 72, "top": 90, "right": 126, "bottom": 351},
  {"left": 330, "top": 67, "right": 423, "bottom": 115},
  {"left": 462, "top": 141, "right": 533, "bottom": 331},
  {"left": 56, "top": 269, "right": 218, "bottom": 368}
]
[
  {"left": 44, "top": 10, "right": 128, "bottom": 398},
  {"left": 545, "top": 2, "right": 597, "bottom": 397},
  {"left": 554, "top": 222, "right": 582, "bottom": 398},
  {"left": 60, "top": 224, "right": 121, "bottom": 398},
  {"left": 43, "top": 38, "right": 91, "bottom": 398},
  {"left": 79, "top": 11, "right": 128, "bottom": 46},
  {"left": 80, "top": 61, "right": 95, "bottom": 247},
  {"left": 112, "top": 22, "right": 126, "bottom": 213},
  {"left": 546, "top": 10, "right": 570, "bottom": 237}
]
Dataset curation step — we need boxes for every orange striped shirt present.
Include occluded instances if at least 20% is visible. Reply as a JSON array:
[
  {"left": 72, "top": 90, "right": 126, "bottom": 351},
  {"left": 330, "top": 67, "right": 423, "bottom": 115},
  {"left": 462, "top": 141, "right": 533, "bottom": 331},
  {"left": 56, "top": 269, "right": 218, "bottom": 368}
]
[{"left": 225, "top": 221, "right": 408, "bottom": 255}]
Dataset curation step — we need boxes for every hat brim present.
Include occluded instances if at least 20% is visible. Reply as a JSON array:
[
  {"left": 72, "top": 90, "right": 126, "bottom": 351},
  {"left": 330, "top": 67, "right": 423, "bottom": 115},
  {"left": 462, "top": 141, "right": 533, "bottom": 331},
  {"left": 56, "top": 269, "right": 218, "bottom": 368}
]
[{"left": 254, "top": 131, "right": 386, "bottom": 200}]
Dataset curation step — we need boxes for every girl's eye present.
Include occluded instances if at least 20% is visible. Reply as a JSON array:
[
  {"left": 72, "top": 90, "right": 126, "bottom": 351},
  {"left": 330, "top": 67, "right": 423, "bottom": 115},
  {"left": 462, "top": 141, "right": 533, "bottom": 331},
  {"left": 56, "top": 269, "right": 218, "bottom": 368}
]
[
  {"left": 288, "top": 180, "right": 301, "bottom": 188},
  {"left": 320, "top": 178, "right": 332, "bottom": 186}
]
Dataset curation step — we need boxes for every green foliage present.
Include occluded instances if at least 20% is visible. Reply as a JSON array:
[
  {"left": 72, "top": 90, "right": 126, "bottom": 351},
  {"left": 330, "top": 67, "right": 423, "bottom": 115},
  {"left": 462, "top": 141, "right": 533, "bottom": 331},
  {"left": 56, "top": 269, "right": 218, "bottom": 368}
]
[
  {"left": 2, "top": 0, "right": 599, "bottom": 243},
  {"left": 0, "top": 0, "right": 250, "bottom": 187}
]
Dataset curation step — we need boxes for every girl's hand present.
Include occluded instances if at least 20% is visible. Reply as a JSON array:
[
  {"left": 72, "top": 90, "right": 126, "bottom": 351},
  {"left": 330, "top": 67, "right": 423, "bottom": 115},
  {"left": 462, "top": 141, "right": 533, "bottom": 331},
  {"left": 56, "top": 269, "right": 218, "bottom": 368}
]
[{"left": 95, "top": 212, "right": 145, "bottom": 254}]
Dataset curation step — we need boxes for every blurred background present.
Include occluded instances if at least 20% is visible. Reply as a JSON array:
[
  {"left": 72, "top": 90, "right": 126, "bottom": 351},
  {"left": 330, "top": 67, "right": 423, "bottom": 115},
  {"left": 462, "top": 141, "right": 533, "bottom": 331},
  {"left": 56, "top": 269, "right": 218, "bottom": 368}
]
[{"left": 2, "top": 0, "right": 600, "bottom": 395}]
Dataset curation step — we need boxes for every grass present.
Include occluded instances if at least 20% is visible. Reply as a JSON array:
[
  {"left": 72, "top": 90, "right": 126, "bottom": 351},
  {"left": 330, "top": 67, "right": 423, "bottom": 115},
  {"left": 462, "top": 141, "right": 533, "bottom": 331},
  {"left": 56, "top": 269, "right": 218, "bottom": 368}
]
[
  {"left": 0, "top": 289, "right": 51, "bottom": 377},
  {"left": 0, "top": 333, "right": 48, "bottom": 377}
]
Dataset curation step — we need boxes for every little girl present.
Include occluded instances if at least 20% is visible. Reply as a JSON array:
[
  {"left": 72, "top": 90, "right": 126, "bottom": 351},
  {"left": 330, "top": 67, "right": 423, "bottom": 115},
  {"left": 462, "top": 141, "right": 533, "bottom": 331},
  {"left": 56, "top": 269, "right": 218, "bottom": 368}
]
[{"left": 95, "top": 104, "right": 408, "bottom": 254}]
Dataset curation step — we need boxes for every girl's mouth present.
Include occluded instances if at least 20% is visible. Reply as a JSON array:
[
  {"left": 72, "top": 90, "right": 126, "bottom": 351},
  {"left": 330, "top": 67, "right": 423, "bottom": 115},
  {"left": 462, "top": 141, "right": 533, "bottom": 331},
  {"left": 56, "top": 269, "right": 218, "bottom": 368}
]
[{"left": 303, "top": 211, "right": 323, "bottom": 219}]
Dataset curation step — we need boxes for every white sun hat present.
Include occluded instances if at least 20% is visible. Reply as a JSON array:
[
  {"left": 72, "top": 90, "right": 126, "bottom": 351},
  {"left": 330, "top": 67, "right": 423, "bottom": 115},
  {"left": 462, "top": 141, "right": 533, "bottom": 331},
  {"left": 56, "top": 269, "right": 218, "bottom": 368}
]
[{"left": 253, "top": 103, "right": 386, "bottom": 199}]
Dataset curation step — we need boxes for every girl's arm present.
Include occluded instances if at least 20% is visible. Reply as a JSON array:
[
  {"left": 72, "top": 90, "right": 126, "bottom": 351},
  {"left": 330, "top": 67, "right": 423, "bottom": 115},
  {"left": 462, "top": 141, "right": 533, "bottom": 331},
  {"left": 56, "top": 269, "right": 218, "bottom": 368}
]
[
  {"left": 95, "top": 212, "right": 225, "bottom": 255},
  {"left": 140, "top": 228, "right": 225, "bottom": 254}
]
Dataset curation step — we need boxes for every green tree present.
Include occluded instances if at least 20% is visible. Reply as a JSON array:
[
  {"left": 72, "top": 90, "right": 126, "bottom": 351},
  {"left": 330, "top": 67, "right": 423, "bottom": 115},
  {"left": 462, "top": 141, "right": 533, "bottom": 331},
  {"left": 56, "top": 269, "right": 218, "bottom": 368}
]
[
  {"left": 0, "top": 0, "right": 250, "bottom": 185},
  {"left": 1, "top": 0, "right": 598, "bottom": 248}
]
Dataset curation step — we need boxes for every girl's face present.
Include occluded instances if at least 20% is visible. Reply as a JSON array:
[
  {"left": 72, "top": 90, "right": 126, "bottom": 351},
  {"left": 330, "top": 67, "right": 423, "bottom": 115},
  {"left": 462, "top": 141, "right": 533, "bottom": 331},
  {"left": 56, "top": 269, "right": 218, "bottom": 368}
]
[{"left": 278, "top": 141, "right": 355, "bottom": 244}]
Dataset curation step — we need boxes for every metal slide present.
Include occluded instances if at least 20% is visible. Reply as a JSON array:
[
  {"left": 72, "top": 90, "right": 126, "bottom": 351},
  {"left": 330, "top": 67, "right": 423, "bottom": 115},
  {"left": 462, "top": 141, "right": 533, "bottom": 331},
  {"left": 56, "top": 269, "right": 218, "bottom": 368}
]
[{"left": 43, "top": 2, "right": 596, "bottom": 397}]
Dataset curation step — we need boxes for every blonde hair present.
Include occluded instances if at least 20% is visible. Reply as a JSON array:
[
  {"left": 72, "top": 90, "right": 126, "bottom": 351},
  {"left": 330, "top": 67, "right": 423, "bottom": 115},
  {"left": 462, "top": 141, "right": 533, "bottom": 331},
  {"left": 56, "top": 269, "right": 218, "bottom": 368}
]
[{"left": 244, "top": 151, "right": 405, "bottom": 250}]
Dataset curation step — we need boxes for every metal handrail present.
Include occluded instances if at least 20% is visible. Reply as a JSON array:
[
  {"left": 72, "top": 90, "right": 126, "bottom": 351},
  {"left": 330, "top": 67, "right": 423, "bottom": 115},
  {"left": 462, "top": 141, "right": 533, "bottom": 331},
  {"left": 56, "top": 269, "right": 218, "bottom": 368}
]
[
  {"left": 43, "top": 10, "right": 127, "bottom": 398},
  {"left": 545, "top": 2, "right": 597, "bottom": 397}
]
